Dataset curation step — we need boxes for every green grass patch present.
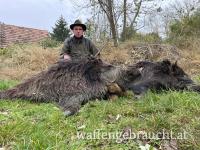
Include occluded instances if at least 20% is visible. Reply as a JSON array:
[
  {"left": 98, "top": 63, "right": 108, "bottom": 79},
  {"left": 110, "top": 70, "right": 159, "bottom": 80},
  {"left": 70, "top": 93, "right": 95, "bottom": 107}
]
[
  {"left": 0, "top": 80, "right": 19, "bottom": 90},
  {"left": 0, "top": 81, "right": 200, "bottom": 149},
  {"left": 194, "top": 76, "right": 200, "bottom": 83}
]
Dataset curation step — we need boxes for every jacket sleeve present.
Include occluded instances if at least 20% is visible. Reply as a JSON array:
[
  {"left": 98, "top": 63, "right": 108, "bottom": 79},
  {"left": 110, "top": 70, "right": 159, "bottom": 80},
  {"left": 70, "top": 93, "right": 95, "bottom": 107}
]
[{"left": 61, "top": 38, "right": 71, "bottom": 56}]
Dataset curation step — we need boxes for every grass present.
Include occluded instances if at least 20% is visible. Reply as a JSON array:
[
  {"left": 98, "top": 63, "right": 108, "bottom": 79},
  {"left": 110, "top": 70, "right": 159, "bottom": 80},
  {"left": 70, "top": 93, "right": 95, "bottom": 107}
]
[
  {"left": 0, "top": 42, "right": 200, "bottom": 149},
  {"left": 0, "top": 44, "right": 59, "bottom": 80},
  {"left": 0, "top": 80, "right": 19, "bottom": 90},
  {"left": 0, "top": 81, "right": 200, "bottom": 149}
]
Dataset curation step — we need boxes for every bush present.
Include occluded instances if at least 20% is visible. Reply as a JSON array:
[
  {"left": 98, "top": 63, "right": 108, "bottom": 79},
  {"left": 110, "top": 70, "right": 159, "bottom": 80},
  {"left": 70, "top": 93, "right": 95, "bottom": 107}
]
[
  {"left": 168, "top": 9, "right": 200, "bottom": 47},
  {"left": 0, "top": 44, "right": 25, "bottom": 57},
  {"left": 132, "top": 32, "right": 162, "bottom": 43},
  {"left": 39, "top": 38, "right": 61, "bottom": 48},
  {"left": 170, "top": 12, "right": 200, "bottom": 38},
  {"left": 120, "top": 27, "right": 136, "bottom": 41},
  {"left": 0, "top": 48, "right": 9, "bottom": 56}
]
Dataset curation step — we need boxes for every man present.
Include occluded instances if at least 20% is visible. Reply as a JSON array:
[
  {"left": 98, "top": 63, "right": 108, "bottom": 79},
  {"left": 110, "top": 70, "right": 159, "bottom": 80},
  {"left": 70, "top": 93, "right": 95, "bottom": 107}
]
[{"left": 61, "top": 19, "right": 99, "bottom": 61}]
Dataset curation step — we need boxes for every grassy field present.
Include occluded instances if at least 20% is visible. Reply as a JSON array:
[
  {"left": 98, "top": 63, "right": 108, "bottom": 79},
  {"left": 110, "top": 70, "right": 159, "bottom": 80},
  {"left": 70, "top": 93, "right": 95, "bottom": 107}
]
[
  {"left": 0, "top": 42, "right": 200, "bottom": 149},
  {"left": 0, "top": 80, "right": 200, "bottom": 150}
]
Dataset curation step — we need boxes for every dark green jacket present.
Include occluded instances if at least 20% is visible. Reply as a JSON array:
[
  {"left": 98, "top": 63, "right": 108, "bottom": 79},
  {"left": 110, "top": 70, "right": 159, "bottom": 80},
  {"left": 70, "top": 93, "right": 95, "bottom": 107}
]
[{"left": 61, "top": 36, "right": 99, "bottom": 61}]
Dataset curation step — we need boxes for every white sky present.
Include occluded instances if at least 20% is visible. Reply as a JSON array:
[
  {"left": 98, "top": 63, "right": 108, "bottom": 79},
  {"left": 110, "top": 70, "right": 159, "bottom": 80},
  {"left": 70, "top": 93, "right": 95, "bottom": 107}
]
[
  {"left": 0, "top": 0, "right": 89, "bottom": 32},
  {"left": 0, "top": 0, "right": 191, "bottom": 34}
]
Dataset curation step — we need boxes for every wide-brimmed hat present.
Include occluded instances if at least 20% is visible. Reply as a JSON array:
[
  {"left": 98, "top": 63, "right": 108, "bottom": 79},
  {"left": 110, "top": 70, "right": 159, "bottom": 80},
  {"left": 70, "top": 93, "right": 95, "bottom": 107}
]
[{"left": 70, "top": 19, "right": 86, "bottom": 31}]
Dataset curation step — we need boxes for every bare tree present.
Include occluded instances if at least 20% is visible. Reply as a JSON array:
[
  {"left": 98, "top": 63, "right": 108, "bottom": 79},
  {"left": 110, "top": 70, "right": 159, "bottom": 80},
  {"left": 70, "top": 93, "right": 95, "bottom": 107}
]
[
  {"left": 71, "top": 0, "right": 169, "bottom": 44},
  {"left": 169, "top": 0, "right": 199, "bottom": 19},
  {"left": 157, "top": 0, "right": 200, "bottom": 38},
  {"left": 121, "top": 0, "right": 127, "bottom": 41},
  {"left": 94, "top": 0, "right": 119, "bottom": 46}
]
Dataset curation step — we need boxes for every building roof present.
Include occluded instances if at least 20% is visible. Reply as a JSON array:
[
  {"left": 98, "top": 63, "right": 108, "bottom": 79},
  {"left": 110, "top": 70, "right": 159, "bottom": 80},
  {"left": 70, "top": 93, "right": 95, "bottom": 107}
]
[{"left": 0, "top": 23, "right": 49, "bottom": 48}]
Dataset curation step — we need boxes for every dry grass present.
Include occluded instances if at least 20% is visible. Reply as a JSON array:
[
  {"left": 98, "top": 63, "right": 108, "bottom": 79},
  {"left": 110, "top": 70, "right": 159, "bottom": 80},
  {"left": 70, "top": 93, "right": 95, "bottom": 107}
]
[
  {"left": 0, "top": 44, "right": 59, "bottom": 80},
  {"left": 178, "top": 38, "right": 200, "bottom": 76},
  {"left": 0, "top": 40, "right": 200, "bottom": 80}
]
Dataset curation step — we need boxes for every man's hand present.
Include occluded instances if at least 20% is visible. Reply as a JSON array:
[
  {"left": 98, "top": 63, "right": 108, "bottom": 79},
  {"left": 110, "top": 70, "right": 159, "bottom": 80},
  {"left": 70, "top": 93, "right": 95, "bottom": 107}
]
[{"left": 63, "top": 54, "right": 71, "bottom": 61}]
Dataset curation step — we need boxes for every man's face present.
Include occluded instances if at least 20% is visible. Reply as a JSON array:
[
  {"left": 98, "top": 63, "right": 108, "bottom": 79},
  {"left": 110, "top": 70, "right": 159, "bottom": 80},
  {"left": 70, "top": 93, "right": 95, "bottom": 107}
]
[{"left": 72, "top": 26, "right": 84, "bottom": 38}]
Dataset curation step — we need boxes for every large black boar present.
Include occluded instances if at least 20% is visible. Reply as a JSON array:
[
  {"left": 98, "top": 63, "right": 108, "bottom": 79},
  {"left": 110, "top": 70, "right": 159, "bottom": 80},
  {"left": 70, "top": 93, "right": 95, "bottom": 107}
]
[
  {"left": 117, "top": 59, "right": 200, "bottom": 95},
  {"left": 0, "top": 58, "right": 121, "bottom": 116}
]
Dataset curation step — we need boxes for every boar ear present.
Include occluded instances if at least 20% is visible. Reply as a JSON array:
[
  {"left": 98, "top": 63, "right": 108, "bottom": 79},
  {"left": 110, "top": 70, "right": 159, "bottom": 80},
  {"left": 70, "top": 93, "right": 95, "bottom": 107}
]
[
  {"left": 162, "top": 59, "right": 171, "bottom": 66},
  {"left": 174, "top": 60, "right": 178, "bottom": 66},
  {"left": 172, "top": 61, "right": 179, "bottom": 72}
]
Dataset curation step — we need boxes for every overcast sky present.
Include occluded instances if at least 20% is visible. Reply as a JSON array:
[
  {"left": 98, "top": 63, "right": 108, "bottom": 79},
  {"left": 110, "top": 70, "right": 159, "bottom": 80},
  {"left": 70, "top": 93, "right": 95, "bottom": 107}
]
[
  {"left": 0, "top": 0, "right": 189, "bottom": 34},
  {"left": 0, "top": 0, "right": 89, "bottom": 32}
]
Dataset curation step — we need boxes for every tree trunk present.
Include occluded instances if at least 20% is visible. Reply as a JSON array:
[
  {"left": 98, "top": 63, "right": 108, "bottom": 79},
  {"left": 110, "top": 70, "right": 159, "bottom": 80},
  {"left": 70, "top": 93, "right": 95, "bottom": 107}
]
[
  {"left": 130, "top": 0, "right": 142, "bottom": 29},
  {"left": 97, "top": 0, "right": 118, "bottom": 47},
  {"left": 107, "top": 0, "right": 118, "bottom": 46},
  {"left": 121, "top": 0, "right": 127, "bottom": 41}
]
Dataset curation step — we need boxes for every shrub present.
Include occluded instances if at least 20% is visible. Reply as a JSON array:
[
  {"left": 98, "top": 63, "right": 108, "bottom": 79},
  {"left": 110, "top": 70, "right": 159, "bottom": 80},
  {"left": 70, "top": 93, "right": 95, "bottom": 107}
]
[
  {"left": 120, "top": 27, "right": 136, "bottom": 41},
  {"left": 132, "top": 32, "right": 162, "bottom": 43},
  {"left": 168, "top": 9, "right": 200, "bottom": 47},
  {"left": 39, "top": 38, "right": 61, "bottom": 48}
]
